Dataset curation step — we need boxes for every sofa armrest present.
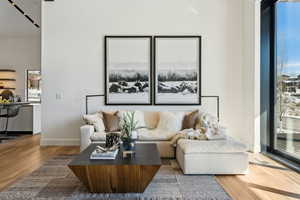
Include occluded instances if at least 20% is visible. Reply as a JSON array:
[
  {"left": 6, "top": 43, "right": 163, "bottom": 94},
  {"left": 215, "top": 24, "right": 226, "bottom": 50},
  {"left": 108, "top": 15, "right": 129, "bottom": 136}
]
[{"left": 80, "top": 125, "right": 94, "bottom": 152}]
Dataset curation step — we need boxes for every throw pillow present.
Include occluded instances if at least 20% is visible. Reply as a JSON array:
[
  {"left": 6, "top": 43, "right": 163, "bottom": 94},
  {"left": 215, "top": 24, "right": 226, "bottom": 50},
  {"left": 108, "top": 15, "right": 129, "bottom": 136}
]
[
  {"left": 156, "top": 111, "right": 185, "bottom": 132},
  {"left": 102, "top": 111, "right": 120, "bottom": 132},
  {"left": 195, "top": 112, "right": 227, "bottom": 140},
  {"left": 83, "top": 112, "right": 105, "bottom": 132},
  {"left": 182, "top": 110, "right": 199, "bottom": 130}
]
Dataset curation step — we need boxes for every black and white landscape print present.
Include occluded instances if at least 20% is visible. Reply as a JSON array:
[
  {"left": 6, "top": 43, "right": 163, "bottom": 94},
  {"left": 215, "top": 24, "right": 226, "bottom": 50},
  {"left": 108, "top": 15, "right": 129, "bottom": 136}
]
[
  {"left": 154, "top": 36, "right": 201, "bottom": 105},
  {"left": 105, "top": 36, "right": 152, "bottom": 105}
]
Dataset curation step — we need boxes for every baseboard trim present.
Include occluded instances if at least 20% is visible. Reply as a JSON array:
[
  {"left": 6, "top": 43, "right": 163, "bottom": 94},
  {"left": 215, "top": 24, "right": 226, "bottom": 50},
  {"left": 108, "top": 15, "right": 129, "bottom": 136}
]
[
  {"left": 2, "top": 131, "right": 33, "bottom": 135},
  {"left": 40, "top": 138, "right": 80, "bottom": 146}
]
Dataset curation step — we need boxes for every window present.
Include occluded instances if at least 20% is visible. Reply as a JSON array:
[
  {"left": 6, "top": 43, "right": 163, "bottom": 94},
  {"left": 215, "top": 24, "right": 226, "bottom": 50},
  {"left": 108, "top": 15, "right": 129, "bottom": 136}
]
[
  {"left": 261, "top": 0, "right": 300, "bottom": 165},
  {"left": 26, "top": 70, "right": 41, "bottom": 102},
  {"left": 275, "top": 1, "right": 300, "bottom": 159}
]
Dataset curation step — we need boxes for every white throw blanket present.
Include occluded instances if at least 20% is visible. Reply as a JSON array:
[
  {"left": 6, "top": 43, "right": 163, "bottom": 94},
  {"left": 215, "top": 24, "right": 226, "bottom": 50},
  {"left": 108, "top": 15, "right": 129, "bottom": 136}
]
[
  {"left": 170, "top": 129, "right": 207, "bottom": 147},
  {"left": 170, "top": 126, "right": 227, "bottom": 147}
]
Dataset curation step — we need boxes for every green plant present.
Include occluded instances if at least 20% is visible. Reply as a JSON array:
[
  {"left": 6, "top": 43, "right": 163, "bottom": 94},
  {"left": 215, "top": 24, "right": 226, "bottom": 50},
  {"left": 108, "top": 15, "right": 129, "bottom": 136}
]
[{"left": 120, "top": 111, "right": 139, "bottom": 140}]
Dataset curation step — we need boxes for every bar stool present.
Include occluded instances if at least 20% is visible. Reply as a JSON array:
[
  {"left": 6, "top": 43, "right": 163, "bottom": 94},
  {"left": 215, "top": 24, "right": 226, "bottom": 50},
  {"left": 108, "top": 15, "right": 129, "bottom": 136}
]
[{"left": 0, "top": 105, "right": 22, "bottom": 136}]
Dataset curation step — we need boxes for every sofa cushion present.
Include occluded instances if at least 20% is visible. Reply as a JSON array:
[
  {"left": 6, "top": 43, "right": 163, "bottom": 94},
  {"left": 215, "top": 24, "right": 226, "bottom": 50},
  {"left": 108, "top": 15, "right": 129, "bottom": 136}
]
[
  {"left": 144, "top": 111, "right": 160, "bottom": 129},
  {"left": 83, "top": 113, "right": 105, "bottom": 132},
  {"left": 138, "top": 129, "right": 177, "bottom": 141},
  {"left": 182, "top": 110, "right": 199, "bottom": 130},
  {"left": 90, "top": 131, "right": 106, "bottom": 141},
  {"left": 177, "top": 137, "right": 247, "bottom": 154},
  {"left": 156, "top": 111, "right": 185, "bottom": 132},
  {"left": 102, "top": 111, "right": 120, "bottom": 132}
]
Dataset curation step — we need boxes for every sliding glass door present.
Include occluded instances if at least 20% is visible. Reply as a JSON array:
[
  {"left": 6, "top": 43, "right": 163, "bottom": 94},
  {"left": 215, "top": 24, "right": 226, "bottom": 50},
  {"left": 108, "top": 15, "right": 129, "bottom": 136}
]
[
  {"left": 274, "top": 1, "right": 300, "bottom": 160},
  {"left": 261, "top": 0, "right": 300, "bottom": 164}
]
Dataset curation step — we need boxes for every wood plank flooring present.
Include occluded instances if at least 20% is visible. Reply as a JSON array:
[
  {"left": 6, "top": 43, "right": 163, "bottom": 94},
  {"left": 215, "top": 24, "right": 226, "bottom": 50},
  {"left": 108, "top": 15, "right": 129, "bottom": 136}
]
[
  {"left": 217, "top": 154, "right": 300, "bottom": 200},
  {"left": 0, "top": 134, "right": 299, "bottom": 200},
  {"left": 0, "top": 135, "right": 79, "bottom": 191}
]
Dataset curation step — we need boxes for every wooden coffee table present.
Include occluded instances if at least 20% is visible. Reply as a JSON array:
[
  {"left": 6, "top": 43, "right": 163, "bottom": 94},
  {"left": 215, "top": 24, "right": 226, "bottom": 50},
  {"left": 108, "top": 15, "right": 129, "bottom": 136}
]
[{"left": 68, "top": 143, "right": 161, "bottom": 193}]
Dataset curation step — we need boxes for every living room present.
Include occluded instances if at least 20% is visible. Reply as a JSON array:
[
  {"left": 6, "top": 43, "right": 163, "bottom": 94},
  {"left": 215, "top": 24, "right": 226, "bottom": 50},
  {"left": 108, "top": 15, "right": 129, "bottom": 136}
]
[{"left": 0, "top": 0, "right": 299, "bottom": 199}]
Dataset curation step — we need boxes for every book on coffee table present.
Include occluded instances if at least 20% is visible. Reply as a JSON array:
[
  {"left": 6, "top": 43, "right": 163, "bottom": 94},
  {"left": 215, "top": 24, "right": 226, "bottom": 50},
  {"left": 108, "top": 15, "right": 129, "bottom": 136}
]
[{"left": 90, "top": 149, "right": 119, "bottom": 160}]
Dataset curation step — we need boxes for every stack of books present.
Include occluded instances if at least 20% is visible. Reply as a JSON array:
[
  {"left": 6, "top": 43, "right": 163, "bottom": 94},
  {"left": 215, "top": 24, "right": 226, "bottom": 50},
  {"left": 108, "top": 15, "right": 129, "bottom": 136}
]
[{"left": 90, "top": 149, "right": 119, "bottom": 160}]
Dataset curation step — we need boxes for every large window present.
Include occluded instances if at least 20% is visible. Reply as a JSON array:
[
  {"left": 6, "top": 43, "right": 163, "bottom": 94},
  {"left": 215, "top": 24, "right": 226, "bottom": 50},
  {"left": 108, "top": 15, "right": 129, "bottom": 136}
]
[
  {"left": 275, "top": 2, "right": 300, "bottom": 159},
  {"left": 261, "top": 0, "right": 300, "bottom": 165}
]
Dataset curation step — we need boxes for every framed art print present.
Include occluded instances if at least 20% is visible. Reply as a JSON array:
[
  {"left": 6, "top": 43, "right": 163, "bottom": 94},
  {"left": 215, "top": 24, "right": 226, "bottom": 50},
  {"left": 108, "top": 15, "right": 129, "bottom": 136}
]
[
  {"left": 154, "top": 36, "right": 201, "bottom": 105},
  {"left": 105, "top": 36, "right": 152, "bottom": 105}
]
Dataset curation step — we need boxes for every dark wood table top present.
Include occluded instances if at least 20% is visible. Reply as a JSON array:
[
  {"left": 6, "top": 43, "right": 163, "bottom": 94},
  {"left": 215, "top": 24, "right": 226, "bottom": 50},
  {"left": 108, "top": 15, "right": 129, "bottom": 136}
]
[
  {"left": 0, "top": 102, "right": 30, "bottom": 107},
  {"left": 69, "top": 143, "right": 161, "bottom": 166}
]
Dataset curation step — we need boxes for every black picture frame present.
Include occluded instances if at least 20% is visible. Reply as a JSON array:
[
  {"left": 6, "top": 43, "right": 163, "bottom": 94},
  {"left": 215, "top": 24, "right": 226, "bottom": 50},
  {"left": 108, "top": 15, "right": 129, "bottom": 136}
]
[
  {"left": 153, "top": 35, "right": 202, "bottom": 105},
  {"left": 104, "top": 36, "right": 153, "bottom": 105}
]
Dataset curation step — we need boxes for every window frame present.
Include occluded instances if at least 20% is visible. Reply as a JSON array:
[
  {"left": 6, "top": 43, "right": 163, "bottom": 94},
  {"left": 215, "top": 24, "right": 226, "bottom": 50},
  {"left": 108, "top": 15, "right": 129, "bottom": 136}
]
[{"left": 261, "top": 0, "right": 300, "bottom": 165}]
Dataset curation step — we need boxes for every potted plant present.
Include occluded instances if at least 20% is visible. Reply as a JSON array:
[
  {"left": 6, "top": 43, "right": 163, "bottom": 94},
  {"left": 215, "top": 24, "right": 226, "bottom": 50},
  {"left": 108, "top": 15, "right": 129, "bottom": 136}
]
[{"left": 120, "top": 111, "right": 139, "bottom": 150}]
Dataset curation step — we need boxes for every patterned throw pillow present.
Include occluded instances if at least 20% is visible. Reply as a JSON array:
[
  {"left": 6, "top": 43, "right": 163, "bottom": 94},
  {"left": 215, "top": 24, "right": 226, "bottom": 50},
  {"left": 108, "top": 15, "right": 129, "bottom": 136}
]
[{"left": 195, "top": 112, "right": 227, "bottom": 140}]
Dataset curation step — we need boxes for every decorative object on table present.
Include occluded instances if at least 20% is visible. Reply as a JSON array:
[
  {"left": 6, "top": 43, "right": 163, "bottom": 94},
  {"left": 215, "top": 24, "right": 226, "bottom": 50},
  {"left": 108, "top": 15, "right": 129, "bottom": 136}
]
[
  {"left": 122, "top": 149, "right": 135, "bottom": 158},
  {"left": 120, "top": 111, "right": 139, "bottom": 151},
  {"left": 154, "top": 36, "right": 201, "bottom": 105},
  {"left": 13, "top": 95, "right": 22, "bottom": 103},
  {"left": 106, "top": 132, "right": 121, "bottom": 148},
  {"left": 0, "top": 97, "right": 11, "bottom": 104},
  {"left": 0, "top": 90, "right": 14, "bottom": 101},
  {"left": 90, "top": 145, "right": 119, "bottom": 160},
  {"left": 105, "top": 36, "right": 153, "bottom": 105}
]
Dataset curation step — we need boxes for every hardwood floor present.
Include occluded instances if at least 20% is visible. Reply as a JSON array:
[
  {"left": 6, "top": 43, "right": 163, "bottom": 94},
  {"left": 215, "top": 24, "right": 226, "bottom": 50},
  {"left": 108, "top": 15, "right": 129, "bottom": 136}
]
[
  {"left": 0, "top": 134, "right": 79, "bottom": 191},
  {"left": 216, "top": 154, "right": 300, "bottom": 200},
  {"left": 0, "top": 135, "right": 299, "bottom": 200}
]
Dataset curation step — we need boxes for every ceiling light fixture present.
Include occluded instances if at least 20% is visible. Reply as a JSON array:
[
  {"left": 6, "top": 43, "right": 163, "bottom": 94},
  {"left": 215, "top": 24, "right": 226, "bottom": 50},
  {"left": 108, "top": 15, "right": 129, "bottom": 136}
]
[{"left": 7, "top": 0, "right": 40, "bottom": 28}]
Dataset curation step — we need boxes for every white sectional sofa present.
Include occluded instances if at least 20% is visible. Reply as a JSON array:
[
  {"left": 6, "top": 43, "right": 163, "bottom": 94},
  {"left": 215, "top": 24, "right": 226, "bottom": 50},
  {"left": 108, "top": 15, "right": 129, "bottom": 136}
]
[
  {"left": 176, "top": 138, "right": 248, "bottom": 174},
  {"left": 80, "top": 110, "right": 248, "bottom": 174}
]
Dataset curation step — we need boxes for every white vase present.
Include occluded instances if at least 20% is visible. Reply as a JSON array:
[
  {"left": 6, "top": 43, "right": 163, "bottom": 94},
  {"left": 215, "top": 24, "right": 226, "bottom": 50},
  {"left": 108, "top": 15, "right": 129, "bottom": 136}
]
[{"left": 131, "top": 130, "right": 138, "bottom": 140}]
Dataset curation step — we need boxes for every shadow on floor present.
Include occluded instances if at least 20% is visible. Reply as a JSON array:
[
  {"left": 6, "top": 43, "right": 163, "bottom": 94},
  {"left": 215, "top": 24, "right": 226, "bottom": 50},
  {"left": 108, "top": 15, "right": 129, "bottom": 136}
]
[
  {"left": 249, "top": 161, "right": 291, "bottom": 171},
  {"left": 248, "top": 183, "right": 300, "bottom": 199}
]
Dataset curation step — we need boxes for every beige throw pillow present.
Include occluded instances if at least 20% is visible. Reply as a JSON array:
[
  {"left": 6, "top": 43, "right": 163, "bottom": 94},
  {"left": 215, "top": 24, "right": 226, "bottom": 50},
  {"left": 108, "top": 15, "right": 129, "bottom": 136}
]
[
  {"left": 83, "top": 112, "right": 105, "bottom": 132},
  {"left": 102, "top": 111, "right": 120, "bottom": 132},
  {"left": 182, "top": 110, "right": 199, "bottom": 130},
  {"left": 156, "top": 111, "right": 184, "bottom": 132}
]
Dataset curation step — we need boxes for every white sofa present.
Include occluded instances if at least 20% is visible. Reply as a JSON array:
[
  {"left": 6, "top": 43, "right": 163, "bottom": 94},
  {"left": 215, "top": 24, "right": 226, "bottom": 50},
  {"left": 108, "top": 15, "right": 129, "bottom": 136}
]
[
  {"left": 81, "top": 111, "right": 176, "bottom": 158},
  {"left": 176, "top": 138, "right": 248, "bottom": 174},
  {"left": 80, "top": 110, "right": 248, "bottom": 174}
]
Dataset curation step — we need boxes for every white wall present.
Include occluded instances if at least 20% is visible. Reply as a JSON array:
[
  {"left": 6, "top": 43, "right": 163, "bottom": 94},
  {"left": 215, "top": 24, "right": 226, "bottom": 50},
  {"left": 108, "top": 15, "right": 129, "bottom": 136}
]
[
  {"left": 41, "top": 0, "right": 260, "bottom": 151},
  {"left": 0, "top": 36, "right": 41, "bottom": 99},
  {"left": 243, "top": 0, "right": 261, "bottom": 152}
]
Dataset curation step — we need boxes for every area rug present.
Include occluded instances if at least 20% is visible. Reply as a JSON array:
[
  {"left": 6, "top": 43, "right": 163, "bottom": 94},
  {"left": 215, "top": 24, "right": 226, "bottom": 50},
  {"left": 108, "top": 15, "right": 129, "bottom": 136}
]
[{"left": 0, "top": 155, "right": 232, "bottom": 200}]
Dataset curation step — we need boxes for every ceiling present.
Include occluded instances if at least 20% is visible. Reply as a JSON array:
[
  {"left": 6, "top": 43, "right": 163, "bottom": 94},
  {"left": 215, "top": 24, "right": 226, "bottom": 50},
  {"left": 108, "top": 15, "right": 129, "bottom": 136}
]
[{"left": 0, "top": 0, "right": 41, "bottom": 36}]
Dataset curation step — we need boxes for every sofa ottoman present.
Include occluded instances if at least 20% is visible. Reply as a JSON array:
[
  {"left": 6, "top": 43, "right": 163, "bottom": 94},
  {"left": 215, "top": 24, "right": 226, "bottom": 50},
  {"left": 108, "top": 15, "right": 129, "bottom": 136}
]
[{"left": 176, "top": 138, "right": 248, "bottom": 174}]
